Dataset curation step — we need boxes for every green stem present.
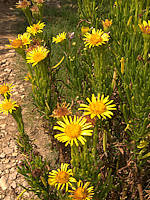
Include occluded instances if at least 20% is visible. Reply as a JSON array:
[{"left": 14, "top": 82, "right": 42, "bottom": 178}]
[
  {"left": 57, "top": 190, "right": 63, "bottom": 200},
  {"left": 92, "top": 119, "right": 98, "bottom": 160}
]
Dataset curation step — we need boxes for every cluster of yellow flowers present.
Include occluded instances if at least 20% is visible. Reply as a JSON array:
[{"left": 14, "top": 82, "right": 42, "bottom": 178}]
[
  {"left": 0, "top": 83, "right": 18, "bottom": 115},
  {"left": 49, "top": 93, "right": 116, "bottom": 199},
  {"left": 48, "top": 163, "right": 94, "bottom": 200},
  {"left": 52, "top": 94, "right": 116, "bottom": 147}
]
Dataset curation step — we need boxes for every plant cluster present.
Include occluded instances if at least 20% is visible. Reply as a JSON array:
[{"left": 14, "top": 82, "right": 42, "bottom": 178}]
[{"left": 1, "top": 0, "right": 150, "bottom": 199}]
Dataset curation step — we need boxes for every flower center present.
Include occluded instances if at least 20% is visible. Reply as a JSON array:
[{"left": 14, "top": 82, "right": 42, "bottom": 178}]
[
  {"left": 0, "top": 86, "right": 9, "bottom": 94},
  {"left": 89, "top": 101, "right": 106, "bottom": 115},
  {"left": 90, "top": 34, "right": 103, "bottom": 45},
  {"left": 33, "top": 52, "right": 45, "bottom": 62},
  {"left": 2, "top": 102, "right": 13, "bottom": 111},
  {"left": 65, "top": 124, "right": 81, "bottom": 138},
  {"left": 73, "top": 187, "right": 88, "bottom": 200},
  {"left": 33, "top": 24, "right": 40, "bottom": 31},
  {"left": 55, "top": 171, "right": 70, "bottom": 184},
  {"left": 58, "top": 36, "right": 65, "bottom": 42},
  {"left": 11, "top": 39, "right": 22, "bottom": 48}
]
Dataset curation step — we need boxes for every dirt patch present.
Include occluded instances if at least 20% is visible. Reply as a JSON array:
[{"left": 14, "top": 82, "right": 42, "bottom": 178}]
[{"left": 0, "top": 2, "right": 58, "bottom": 199}]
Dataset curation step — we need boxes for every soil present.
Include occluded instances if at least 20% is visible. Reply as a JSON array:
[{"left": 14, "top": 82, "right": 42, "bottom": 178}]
[{"left": 0, "top": 1, "right": 58, "bottom": 199}]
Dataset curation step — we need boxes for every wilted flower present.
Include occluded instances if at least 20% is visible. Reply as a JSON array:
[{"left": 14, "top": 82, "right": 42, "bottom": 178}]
[
  {"left": 51, "top": 102, "right": 72, "bottom": 118},
  {"left": 30, "top": 5, "right": 40, "bottom": 14},
  {"left": 102, "top": 19, "right": 112, "bottom": 31},
  {"left": 32, "top": 0, "right": 44, "bottom": 4},
  {"left": 16, "top": 0, "right": 31, "bottom": 9}
]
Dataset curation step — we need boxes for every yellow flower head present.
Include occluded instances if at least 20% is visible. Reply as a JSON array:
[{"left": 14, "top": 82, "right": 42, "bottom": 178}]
[
  {"left": 18, "top": 32, "right": 31, "bottom": 46},
  {"left": 26, "top": 46, "right": 49, "bottom": 66},
  {"left": 83, "top": 28, "right": 110, "bottom": 48},
  {"left": 138, "top": 20, "right": 150, "bottom": 34},
  {"left": 102, "top": 19, "right": 112, "bottom": 31},
  {"left": 48, "top": 163, "right": 76, "bottom": 192},
  {"left": 81, "top": 26, "right": 90, "bottom": 35},
  {"left": 0, "top": 83, "right": 14, "bottom": 97},
  {"left": 52, "top": 32, "right": 67, "bottom": 44},
  {"left": 0, "top": 99, "right": 19, "bottom": 115},
  {"left": 51, "top": 102, "right": 72, "bottom": 118},
  {"left": 26, "top": 22, "right": 45, "bottom": 36},
  {"left": 79, "top": 93, "right": 116, "bottom": 120},
  {"left": 16, "top": 0, "right": 31, "bottom": 9},
  {"left": 69, "top": 180, "right": 94, "bottom": 200},
  {"left": 54, "top": 116, "right": 93, "bottom": 146},
  {"left": 6, "top": 37, "right": 23, "bottom": 49},
  {"left": 24, "top": 73, "right": 32, "bottom": 81}
]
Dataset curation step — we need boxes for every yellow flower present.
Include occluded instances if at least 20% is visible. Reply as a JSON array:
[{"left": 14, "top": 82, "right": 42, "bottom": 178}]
[
  {"left": 138, "top": 20, "right": 150, "bottom": 35},
  {"left": 54, "top": 116, "right": 93, "bottom": 146},
  {"left": 24, "top": 73, "right": 32, "bottom": 81},
  {"left": 81, "top": 26, "right": 90, "bottom": 35},
  {"left": 0, "top": 99, "right": 19, "bottom": 115},
  {"left": 26, "top": 22, "right": 45, "bottom": 36},
  {"left": 83, "top": 28, "right": 110, "bottom": 48},
  {"left": 18, "top": 32, "right": 31, "bottom": 46},
  {"left": 51, "top": 102, "right": 72, "bottom": 118},
  {"left": 0, "top": 83, "right": 14, "bottom": 97},
  {"left": 69, "top": 180, "right": 94, "bottom": 200},
  {"left": 102, "top": 19, "right": 112, "bottom": 31},
  {"left": 16, "top": 0, "right": 31, "bottom": 9},
  {"left": 26, "top": 46, "right": 49, "bottom": 66},
  {"left": 79, "top": 94, "right": 116, "bottom": 119},
  {"left": 6, "top": 37, "right": 23, "bottom": 49},
  {"left": 52, "top": 32, "right": 67, "bottom": 43},
  {"left": 48, "top": 163, "right": 76, "bottom": 191}
]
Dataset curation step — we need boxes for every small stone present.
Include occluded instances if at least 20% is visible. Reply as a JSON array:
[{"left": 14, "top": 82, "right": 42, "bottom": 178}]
[
  {"left": 3, "top": 159, "right": 9, "bottom": 164},
  {"left": 12, "top": 152, "right": 18, "bottom": 157},
  {"left": 0, "top": 152, "right": 5, "bottom": 158},
  {"left": 0, "top": 59, "right": 7, "bottom": 65},
  {"left": 0, "top": 124, "right": 6, "bottom": 129},
  {"left": 10, "top": 181, "right": 17, "bottom": 189},
  {"left": 3, "top": 147, "right": 13, "bottom": 155},
  {"left": 0, "top": 115, "right": 6, "bottom": 119},
  {"left": 0, "top": 176, "right": 8, "bottom": 190},
  {"left": 9, "top": 171, "right": 17, "bottom": 180},
  {"left": 4, "top": 196, "right": 11, "bottom": 200}
]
